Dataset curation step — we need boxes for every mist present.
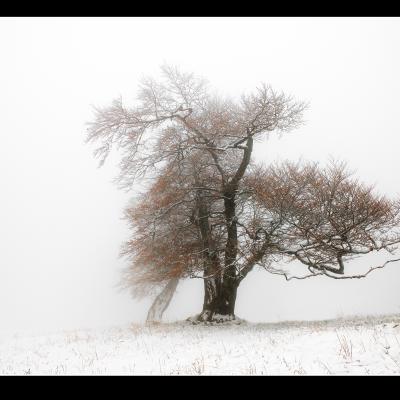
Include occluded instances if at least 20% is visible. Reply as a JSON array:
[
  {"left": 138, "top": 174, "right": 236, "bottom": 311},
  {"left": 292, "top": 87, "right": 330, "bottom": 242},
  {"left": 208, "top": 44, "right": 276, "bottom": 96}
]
[{"left": 1, "top": 17, "right": 400, "bottom": 337}]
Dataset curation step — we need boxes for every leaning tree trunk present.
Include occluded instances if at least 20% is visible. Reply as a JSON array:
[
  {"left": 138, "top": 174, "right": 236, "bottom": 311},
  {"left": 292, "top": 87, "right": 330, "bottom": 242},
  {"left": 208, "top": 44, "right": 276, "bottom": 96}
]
[{"left": 146, "top": 278, "right": 179, "bottom": 323}]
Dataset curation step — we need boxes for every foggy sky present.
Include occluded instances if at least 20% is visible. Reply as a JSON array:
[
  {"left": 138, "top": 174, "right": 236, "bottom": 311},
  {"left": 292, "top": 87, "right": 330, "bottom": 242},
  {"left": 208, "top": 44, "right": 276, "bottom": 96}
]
[{"left": 1, "top": 17, "right": 400, "bottom": 336}]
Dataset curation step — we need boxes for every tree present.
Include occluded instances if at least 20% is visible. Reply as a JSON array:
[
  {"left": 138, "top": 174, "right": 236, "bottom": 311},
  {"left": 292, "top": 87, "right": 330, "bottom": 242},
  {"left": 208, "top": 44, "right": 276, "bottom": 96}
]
[{"left": 86, "top": 65, "right": 400, "bottom": 323}]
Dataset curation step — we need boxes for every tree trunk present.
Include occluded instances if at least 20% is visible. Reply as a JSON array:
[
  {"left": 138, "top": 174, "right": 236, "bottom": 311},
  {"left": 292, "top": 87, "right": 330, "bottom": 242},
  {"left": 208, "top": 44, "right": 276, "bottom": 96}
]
[
  {"left": 195, "top": 277, "right": 239, "bottom": 322},
  {"left": 146, "top": 278, "right": 179, "bottom": 323},
  {"left": 193, "top": 186, "right": 240, "bottom": 323}
]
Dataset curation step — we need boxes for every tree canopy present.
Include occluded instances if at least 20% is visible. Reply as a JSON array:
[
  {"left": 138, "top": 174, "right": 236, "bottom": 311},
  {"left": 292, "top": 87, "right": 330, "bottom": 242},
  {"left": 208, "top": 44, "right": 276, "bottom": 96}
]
[{"left": 86, "top": 65, "right": 400, "bottom": 322}]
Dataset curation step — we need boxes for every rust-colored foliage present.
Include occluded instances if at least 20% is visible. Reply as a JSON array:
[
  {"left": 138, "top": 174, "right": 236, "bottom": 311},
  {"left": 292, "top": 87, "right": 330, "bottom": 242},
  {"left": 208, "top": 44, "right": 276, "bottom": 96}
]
[{"left": 245, "top": 161, "right": 400, "bottom": 278}]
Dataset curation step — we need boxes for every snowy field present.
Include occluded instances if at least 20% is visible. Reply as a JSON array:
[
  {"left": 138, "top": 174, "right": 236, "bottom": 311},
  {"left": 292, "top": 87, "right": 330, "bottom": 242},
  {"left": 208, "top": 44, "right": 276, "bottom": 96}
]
[{"left": 1, "top": 315, "right": 400, "bottom": 375}]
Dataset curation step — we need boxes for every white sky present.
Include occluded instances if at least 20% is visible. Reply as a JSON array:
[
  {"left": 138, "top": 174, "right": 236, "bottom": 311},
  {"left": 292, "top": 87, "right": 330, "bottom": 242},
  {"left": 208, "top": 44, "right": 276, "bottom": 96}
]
[{"left": 1, "top": 17, "right": 400, "bottom": 336}]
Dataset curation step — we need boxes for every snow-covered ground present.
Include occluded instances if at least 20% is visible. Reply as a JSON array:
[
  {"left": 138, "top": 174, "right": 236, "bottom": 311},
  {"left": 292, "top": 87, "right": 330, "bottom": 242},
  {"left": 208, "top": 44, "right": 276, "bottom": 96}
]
[{"left": 1, "top": 314, "right": 400, "bottom": 375}]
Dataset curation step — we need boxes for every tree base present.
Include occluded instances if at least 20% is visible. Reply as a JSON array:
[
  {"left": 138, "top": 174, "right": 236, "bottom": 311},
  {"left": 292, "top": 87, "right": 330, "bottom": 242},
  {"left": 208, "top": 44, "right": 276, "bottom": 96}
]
[{"left": 186, "top": 312, "right": 246, "bottom": 325}]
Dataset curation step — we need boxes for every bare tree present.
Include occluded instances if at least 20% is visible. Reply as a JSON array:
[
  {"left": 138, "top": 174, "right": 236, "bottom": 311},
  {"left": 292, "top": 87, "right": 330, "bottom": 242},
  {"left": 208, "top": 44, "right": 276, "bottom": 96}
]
[{"left": 86, "top": 65, "right": 400, "bottom": 323}]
